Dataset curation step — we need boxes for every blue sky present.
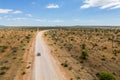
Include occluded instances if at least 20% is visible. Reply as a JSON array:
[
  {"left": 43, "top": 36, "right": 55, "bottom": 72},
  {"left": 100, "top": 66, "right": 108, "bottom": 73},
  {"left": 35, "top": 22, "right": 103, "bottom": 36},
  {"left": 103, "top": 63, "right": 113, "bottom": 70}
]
[{"left": 0, "top": 0, "right": 120, "bottom": 26}]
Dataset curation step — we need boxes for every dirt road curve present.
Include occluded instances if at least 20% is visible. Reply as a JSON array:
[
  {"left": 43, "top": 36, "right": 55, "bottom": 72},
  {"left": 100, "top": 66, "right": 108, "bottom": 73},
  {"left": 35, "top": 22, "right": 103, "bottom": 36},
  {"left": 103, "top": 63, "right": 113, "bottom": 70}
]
[{"left": 32, "top": 31, "right": 66, "bottom": 80}]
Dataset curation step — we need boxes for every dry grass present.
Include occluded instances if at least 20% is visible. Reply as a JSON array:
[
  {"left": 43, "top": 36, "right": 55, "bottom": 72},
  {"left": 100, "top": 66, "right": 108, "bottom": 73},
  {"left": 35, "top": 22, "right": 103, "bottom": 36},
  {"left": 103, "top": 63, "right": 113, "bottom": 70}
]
[
  {"left": 44, "top": 27, "right": 120, "bottom": 80},
  {"left": 0, "top": 27, "right": 37, "bottom": 80}
]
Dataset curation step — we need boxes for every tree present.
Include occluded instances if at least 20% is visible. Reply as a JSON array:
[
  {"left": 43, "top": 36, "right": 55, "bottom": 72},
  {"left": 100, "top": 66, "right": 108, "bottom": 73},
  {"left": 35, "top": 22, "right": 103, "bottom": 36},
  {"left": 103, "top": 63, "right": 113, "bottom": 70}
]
[{"left": 97, "top": 72, "right": 116, "bottom": 80}]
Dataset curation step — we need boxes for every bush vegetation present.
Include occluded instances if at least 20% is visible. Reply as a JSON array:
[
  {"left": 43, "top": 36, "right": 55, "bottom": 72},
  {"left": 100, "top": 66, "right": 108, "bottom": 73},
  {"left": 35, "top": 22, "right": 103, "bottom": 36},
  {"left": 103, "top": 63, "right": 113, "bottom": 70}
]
[
  {"left": 97, "top": 72, "right": 116, "bottom": 80},
  {"left": 81, "top": 50, "right": 88, "bottom": 59}
]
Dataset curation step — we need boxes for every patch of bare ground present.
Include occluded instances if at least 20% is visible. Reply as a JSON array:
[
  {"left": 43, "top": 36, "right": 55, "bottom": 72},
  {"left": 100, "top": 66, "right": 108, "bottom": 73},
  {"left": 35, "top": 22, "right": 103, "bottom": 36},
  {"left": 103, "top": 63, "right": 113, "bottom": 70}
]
[{"left": 44, "top": 28, "right": 120, "bottom": 80}]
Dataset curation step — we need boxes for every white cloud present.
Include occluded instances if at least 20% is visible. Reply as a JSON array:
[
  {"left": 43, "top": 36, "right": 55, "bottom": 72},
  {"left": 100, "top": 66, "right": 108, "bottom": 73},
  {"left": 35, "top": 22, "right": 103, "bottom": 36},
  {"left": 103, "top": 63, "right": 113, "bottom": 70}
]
[
  {"left": 81, "top": 0, "right": 120, "bottom": 9},
  {"left": 111, "top": 4, "right": 120, "bottom": 9},
  {"left": 3, "top": 17, "right": 27, "bottom": 21},
  {"left": 35, "top": 19, "right": 63, "bottom": 22},
  {"left": 12, "top": 18, "right": 26, "bottom": 21},
  {"left": 12, "top": 10, "right": 22, "bottom": 14},
  {"left": 35, "top": 19, "right": 46, "bottom": 22},
  {"left": 48, "top": 20, "right": 63, "bottom": 22},
  {"left": 5, "top": 18, "right": 26, "bottom": 21},
  {"left": 26, "top": 14, "right": 32, "bottom": 17},
  {"left": 73, "top": 19, "right": 80, "bottom": 22},
  {"left": 0, "top": 9, "right": 13, "bottom": 13},
  {"left": 0, "top": 8, "right": 23, "bottom": 14},
  {"left": 46, "top": 4, "right": 60, "bottom": 8}
]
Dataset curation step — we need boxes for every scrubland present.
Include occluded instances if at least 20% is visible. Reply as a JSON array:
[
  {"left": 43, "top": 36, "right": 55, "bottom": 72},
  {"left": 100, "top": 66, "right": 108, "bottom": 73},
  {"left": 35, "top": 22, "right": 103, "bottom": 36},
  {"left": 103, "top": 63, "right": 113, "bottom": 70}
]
[
  {"left": 0, "top": 28, "right": 37, "bottom": 80},
  {"left": 44, "top": 27, "right": 120, "bottom": 80},
  {"left": 0, "top": 27, "right": 120, "bottom": 80}
]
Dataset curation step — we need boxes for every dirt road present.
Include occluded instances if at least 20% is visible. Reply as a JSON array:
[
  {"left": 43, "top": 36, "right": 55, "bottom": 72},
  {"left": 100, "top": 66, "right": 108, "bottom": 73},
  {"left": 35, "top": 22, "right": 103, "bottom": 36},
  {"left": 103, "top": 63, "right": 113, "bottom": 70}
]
[{"left": 32, "top": 31, "right": 66, "bottom": 80}]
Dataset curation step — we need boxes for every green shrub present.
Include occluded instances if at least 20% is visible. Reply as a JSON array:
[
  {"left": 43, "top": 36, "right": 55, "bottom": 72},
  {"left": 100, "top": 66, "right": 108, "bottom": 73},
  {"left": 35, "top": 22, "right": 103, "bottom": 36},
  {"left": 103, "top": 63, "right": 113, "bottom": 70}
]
[
  {"left": 61, "top": 62, "right": 68, "bottom": 67},
  {"left": 63, "top": 63, "right": 68, "bottom": 67},
  {"left": 81, "top": 50, "right": 88, "bottom": 59},
  {"left": 0, "top": 46, "right": 8, "bottom": 49},
  {"left": 101, "top": 58, "right": 106, "bottom": 61},
  {"left": 0, "top": 71, "right": 5, "bottom": 75},
  {"left": 97, "top": 72, "right": 116, "bottom": 80},
  {"left": 3, "top": 46, "right": 8, "bottom": 49},
  {"left": 21, "top": 71, "right": 26, "bottom": 75},
  {"left": 80, "top": 60, "right": 84, "bottom": 63},
  {"left": 26, "top": 66, "right": 30, "bottom": 69},
  {"left": 77, "top": 77, "right": 80, "bottom": 79},
  {"left": 0, "top": 66, "right": 9, "bottom": 70},
  {"left": 81, "top": 43, "right": 86, "bottom": 49}
]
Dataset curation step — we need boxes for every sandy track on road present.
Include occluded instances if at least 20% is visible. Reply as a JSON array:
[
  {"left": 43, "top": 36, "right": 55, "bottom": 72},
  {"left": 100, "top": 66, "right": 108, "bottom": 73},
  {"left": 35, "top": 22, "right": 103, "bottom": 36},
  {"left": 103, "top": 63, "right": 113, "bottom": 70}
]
[{"left": 32, "top": 31, "right": 67, "bottom": 80}]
